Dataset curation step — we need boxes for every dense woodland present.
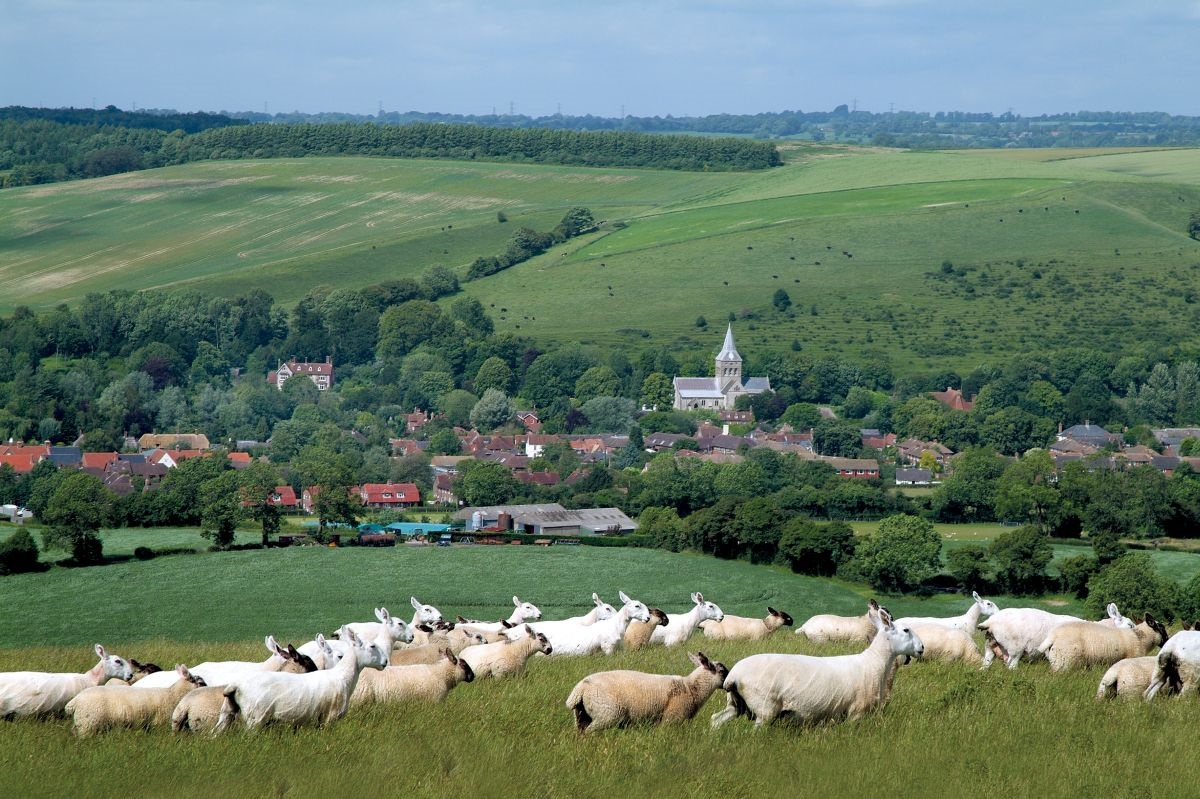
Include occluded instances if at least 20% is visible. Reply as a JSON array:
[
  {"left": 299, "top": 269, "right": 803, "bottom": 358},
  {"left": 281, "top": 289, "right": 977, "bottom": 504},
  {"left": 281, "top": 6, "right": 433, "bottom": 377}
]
[{"left": 0, "top": 107, "right": 779, "bottom": 187}]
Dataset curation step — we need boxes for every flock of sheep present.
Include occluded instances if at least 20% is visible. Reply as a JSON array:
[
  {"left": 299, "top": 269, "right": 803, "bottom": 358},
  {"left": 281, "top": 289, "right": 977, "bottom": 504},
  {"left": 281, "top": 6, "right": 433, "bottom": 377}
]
[{"left": 1, "top": 588, "right": 1195, "bottom": 737}]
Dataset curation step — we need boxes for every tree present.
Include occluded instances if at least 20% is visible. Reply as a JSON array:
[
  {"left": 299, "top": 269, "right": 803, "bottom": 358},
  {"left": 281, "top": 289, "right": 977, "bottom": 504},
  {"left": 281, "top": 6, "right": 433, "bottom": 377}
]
[
  {"left": 772, "top": 289, "right": 792, "bottom": 312},
  {"left": 1085, "top": 553, "right": 1180, "bottom": 621},
  {"left": 848, "top": 514, "right": 941, "bottom": 592},
  {"left": 376, "top": 301, "right": 453, "bottom": 363},
  {"left": 474, "top": 357, "right": 513, "bottom": 395},
  {"left": 930, "top": 447, "right": 1005, "bottom": 522},
  {"left": 813, "top": 419, "right": 862, "bottom": 457},
  {"left": 428, "top": 428, "right": 462, "bottom": 455},
  {"left": 731, "top": 496, "right": 788, "bottom": 563},
  {"left": 239, "top": 461, "right": 282, "bottom": 546},
  {"left": 946, "top": 545, "right": 990, "bottom": 590},
  {"left": 456, "top": 460, "right": 521, "bottom": 506},
  {"left": 0, "top": 528, "right": 41, "bottom": 575},
  {"left": 451, "top": 297, "right": 494, "bottom": 337},
  {"left": 639, "top": 372, "right": 673, "bottom": 410},
  {"left": 993, "top": 450, "right": 1059, "bottom": 530},
  {"left": 575, "top": 366, "right": 621, "bottom": 403},
  {"left": 1189, "top": 210, "right": 1200, "bottom": 241},
  {"left": 778, "top": 518, "right": 856, "bottom": 576},
  {"left": 579, "top": 396, "right": 636, "bottom": 433},
  {"left": 40, "top": 471, "right": 111, "bottom": 563},
  {"left": 200, "top": 470, "right": 244, "bottom": 549},
  {"left": 637, "top": 506, "right": 686, "bottom": 551},
  {"left": 989, "top": 525, "right": 1052, "bottom": 594}
]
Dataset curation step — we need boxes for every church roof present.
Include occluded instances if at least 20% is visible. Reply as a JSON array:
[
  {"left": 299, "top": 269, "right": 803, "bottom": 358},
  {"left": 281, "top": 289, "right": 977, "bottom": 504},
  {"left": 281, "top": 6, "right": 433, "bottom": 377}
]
[
  {"left": 742, "top": 377, "right": 771, "bottom": 392},
  {"left": 673, "top": 377, "right": 725, "bottom": 398},
  {"left": 716, "top": 324, "right": 742, "bottom": 362}
]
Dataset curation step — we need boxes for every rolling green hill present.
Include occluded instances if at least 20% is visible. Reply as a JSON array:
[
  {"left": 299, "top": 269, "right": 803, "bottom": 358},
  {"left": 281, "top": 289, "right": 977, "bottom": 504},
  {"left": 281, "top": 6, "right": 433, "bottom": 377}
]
[{"left": 2, "top": 146, "right": 1199, "bottom": 371}]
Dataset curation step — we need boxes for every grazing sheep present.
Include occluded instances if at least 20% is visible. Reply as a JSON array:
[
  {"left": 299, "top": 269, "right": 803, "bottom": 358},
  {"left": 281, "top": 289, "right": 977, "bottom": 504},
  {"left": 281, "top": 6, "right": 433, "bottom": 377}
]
[
  {"left": 647, "top": 593, "right": 724, "bottom": 647},
  {"left": 390, "top": 631, "right": 488, "bottom": 665},
  {"left": 350, "top": 649, "right": 474, "bottom": 706},
  {"left": 506, "top": 593, "right": 617, "bottom": 640},
  {"left": 624, "top": 609, "right": 669, "bottom": 651},
  {"left": 978, "top": 604, "right": 1134, "bottom": 670},
  {"left": 711, "top": 606, "right": 923, "bottom": 729},
  {"left": 701, "top": 607, "right": 794, "bottom": 641},
  {"left": 172, "top": 651, "right": 318, "bottom": 734},
  {"left": 66, "top": 664, "right": 205, "bottom": 736},
  {"left": 1145, "top": 630, "right": 1200, "bottom": 700},
  {"left": 215, "top": 627, "right": 388, "bottom": 731},
  {"left": 0, "top": 644, "right": 133, "bottom": 719},
  {"left": 566, "top": 652, "right": 728, "bottom": 733},
  {"left": 894, "top": 592, "right": 999, "bottom": 635},
  {"left": 796, "top": 599, "right": 881, "bottom": 645},
  {"left": 458, "top": 627, "right": 553, "bottom": 679},
  {"left": 1039, "top": 614, "right": 1168, "bottom": 672},
  {"left": 907, "top": 624, "right": 982, "bottom": 666},
  {"left": 135, "top": 636, "right": 317, "bottom": 689},
  {"left": 1097, "top": 656, "right": 1165, "bottom": 700},
  {"left": 543, "top": 592, "right": 652, "bottom": 657},
  {"left": 455, "top": 597, "right": 542, "bottom": 635}
]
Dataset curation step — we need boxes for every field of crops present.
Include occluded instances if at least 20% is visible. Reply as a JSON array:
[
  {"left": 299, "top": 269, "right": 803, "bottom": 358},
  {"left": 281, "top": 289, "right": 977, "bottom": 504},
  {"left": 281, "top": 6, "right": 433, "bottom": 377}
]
[
  {"left": 2, "top": 543, "right": 1198, "bottom": 797},
  {"left": 2, "top": 146, "right": 1199, "bottom": 372}
]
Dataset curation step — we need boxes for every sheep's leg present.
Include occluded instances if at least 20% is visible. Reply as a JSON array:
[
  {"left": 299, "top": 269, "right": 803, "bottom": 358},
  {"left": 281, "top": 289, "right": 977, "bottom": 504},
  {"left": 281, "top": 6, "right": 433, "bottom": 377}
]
[
  {"left": 710, "top": 689, "right": 744, "bottom": 729},
  {"left": 571, "top": 700, "right": 592, "bottom": 733}
]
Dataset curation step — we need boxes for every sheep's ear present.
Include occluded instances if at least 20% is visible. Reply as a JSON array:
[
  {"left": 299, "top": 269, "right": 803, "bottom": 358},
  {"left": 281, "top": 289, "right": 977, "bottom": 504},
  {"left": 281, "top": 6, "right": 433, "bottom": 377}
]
[
  {"left": 376, "top": 607, "right": 390, "bottom": 623},
  {"left": 130, "top": 658, "right": 143, "bottom": 669},
  {"left": 524, "top": 624, "right": 533, "bottom": 634},
  {"left": 513, "top": 596, "right": 521, "bottom": 607},
  {"left": 692, "top": 592, "right": 703, "bottom": 604},
  {"left": 287, "top": 644, "right": 302, "bottom": 660},
  {"left": 619, "top": 591, "right": 632, "bottom": 604},
  {"left": 878, "top": 609, "right": 893, "bottom": 630},
  {"left": 411, "top": 596, "right": 422, "bottom": 610},
  {"left": 688, "top": 651, "right": 703, "bottom": 668},
  {"left": 417, "top": 624, "right": 432, "bottom": 633},
  {"left": 1107, "top": 603, "right": 1120, "bottom": 619},
  {"left": 176, "top": 664, "right": 189, "bottom": 678},
  {"left": 456, "top": 615, "right": 468, "bottom": 624},
  {"left": 501, "top": 619, "right": 514, "bottom": 628},
  {"left": 768, "top": 607, "right": 778, "bottom": 616},
  {"left": 592, "top": 592, "right": 602, "bottom": 606},
  {"left": 316, "top": 633, "right": 326, "bottom": 645},
  {"left": 972, "top": 591, "right": 982, "bottom": 603},
  {"left": 868, "top": 598, "right": 879, "bottom": 611}
]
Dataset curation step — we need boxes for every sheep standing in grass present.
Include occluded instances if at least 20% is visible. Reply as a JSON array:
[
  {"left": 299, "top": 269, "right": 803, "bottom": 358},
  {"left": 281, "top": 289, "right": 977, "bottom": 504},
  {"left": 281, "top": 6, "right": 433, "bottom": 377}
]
[
  {"left": 894, "top": 592, "right": 998, "bottom": 635},
  {"left": 624, "top": 609, "right": 669, "bottom": 651},
  {"left": 108, "top": 660, "right": 162, "bottom": 687},
  {"left": 389, "top": 632, "right": 488, "bottom": 666},
  {"left": 1145, "top": 630, "right": 1200, "bottom": 700},
  {"left": 701, "top": 607, "right": 793, "bottom": 641},
  {"left": 711, "top": 606, "right": 923, "bottom": 729},
  {"left": 506, "top": 593, "right": 616, "bottom": 641},
  {"left": 796, "top": 599, "right": 881, "bottom": 645},
  {"left": 978, "top": 604, "right": 1134, "bottom": 670},
  {"left": 215, "top": 627, "right": 388, "bottom": 731},
  {"left": 544, "top": 591, "right": 651, "bottom": 657},
  {"left": 907, "top": 624, "right": 982, "bottom": 666},
  {"left": 0, "top": 644, "right": 133, "bottom": 719},
  {"left": 1097, "top": 657, "right": 1165, "bottom": 699},
  {"left": 458, "top": 627, "right": 553, "bottom": 679},
  {"left": 456, "top": 597, "right": 542, "bottom": 635},
  {"left": 566, "top": 652, "right": 728, "bottom": 733},
  {"left": 67, "top": 665, "right": 205, "bottom": 736},
  {"left": 1038, "top": 614, "right": 1168, "bottom": 672},
  {"left": 647, "top": 593, "right": 724, "bottom": 647},
  {"left": 341, "top": 607, "right": 414, "bottom": 648},
  {"left": 135, "top": 636, "right": 316, "bottom": 689},
  {"left": 350, "top": 649, "right": 474, "bottom": 706},
  {"left": 172, "top": 651, "right": 319, "bottom": 734}
]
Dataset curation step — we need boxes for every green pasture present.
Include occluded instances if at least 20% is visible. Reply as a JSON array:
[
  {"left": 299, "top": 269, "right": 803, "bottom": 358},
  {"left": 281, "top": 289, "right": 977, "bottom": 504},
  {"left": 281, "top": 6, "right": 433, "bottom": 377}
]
[
  {"left": 2, "top": 148, "right": 1200, "bottom": 371},
  {"left": 2, "top": 543, "right": 1199, "bottom": 798}
]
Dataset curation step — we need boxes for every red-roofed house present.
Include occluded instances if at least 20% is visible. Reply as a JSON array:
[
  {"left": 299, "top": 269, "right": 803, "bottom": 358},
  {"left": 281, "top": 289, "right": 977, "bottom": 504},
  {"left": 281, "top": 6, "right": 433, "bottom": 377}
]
[
  {"left": 228, "top": 452, "right": 252, "bottom": 469},
  {"left": 434, "top": 473, "right": 457, "bottom": 505},
  {"left": 269, "top": 486, "right": 299, "bottom": 510},
  {"left": 516, "top": 411, "right": 542, "bottom": 433},
  {"left": 359, "top": 482, "right": 420, "bottom": 508},
  {"left": 269, "top": 357, "right": 334, "bottom": 391},
  {"left": 406, "top": 409, "right": 431, "bottom": 433},
  {"left": 931, "top": 387, "right": 974, "bottom": 412},
  {"left": 0, "top": 454, "right": 40, "bottom": 473},
  {"left": 82, "top": 452, "right": 119, "bottom": 470}
]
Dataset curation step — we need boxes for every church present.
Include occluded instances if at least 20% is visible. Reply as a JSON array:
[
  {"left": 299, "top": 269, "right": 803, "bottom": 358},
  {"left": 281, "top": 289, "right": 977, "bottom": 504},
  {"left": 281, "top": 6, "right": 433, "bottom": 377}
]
[{"left": 672, "top": 325, "right": 771, "bottom": 410}]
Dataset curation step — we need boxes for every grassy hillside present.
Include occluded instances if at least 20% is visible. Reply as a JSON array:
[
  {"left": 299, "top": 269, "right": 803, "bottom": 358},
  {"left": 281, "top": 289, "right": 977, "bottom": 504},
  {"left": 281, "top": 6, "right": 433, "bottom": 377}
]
[
  {"left": 2, "top": 147, "right": 1199, "bottom": 371},
  {"left": 1, "top": 543, "right": 1196, "bottom": 798}
]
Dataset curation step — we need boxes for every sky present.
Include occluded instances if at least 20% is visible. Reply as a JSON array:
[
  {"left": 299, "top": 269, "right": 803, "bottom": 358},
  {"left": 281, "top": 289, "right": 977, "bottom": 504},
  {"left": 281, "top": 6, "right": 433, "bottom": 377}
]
[{"left": 2, "top": 0, "right": 1198, "bottom": 118}]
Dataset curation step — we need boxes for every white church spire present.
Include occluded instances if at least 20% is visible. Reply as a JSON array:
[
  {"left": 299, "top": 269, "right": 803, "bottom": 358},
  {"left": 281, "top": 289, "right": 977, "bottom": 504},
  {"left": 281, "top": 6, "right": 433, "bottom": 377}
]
[{"left": 717, "top": 323, "right": 742, "bottom": 362}]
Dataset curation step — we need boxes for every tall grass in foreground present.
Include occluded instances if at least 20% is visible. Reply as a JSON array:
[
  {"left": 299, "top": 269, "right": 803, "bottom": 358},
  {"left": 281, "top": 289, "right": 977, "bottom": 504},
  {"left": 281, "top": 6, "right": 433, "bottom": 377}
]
[{"left": 1, "top": 633, "right": 1194, "bottom": 799}]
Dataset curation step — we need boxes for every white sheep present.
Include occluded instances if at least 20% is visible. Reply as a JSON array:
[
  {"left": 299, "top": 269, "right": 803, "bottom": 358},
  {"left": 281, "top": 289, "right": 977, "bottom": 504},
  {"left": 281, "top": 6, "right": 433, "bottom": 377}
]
[
  {"left": 1097, "top": 656, "right": 1163, "bottom": 699},
  {"left": 409, "top": 596, "right": 443, "bottom": 627},
  {"left": 455, "top": 597, "right": 543, "bottom": 635},
  {"left": 566, "top": 651, "right": 729, "bottom": 733},
  {"left": 0, "top": 644, "right": 133, "bottom": 719},
  {"left": 342, "top": 607, "right": 415, "bottom": 648},
  {"left": 171, "top": 647, "right": 320, "bottom": 734},
  {"left": 543, "top": 591, "right": 652, "bottom": 656},
  {"left": 389, "top": 631, "right": 489, "bottom": 666},
  {"left": 505, "top": 593, "right": 616, "bottom": 640},
  {"left": 107, "top": 659, "right": 163, "bottom": 687},
  {"left": 350, "top": 649, "right": 475, "bottom": 706},
  {"left": 1145, "top": 630, "right": 1200, "bottom": 700},
  {"left": 647, "top": 593, "right": 724, "bottom": 647},
  {"left": 1038, "top": 614, "right": 1168, "bottom": 672},
  {"left": 977, "top": 604, "right": 1134, "bottom": 670},
  {"left": 894, "top": 591, "right": 999, "bottom": 635},
  {"left": 795, "top": 599, "right": 881, "bottom": 645},
  {"left": 701, "top": 607, "right": 794, "bottom": 641},
  {"left": 711, "top": 606, "right": 923, "bottom": 729},
  {"left": 458, "top": 626, "right": 553, "bottom": 679},
  {"left": 66, "top": 664, "right": 205, "bottom": 736},
  {"left": 134, "top": 636, "right": 315, "bottom": 689},
  {"left": 215, "top": 627, "right": 388, "bottom": 731},
  {"left": 623, "top": 609, "right": 669, "bottom": 651},
  {"left": 907, "top": 624, "right": 982, "bottom": 666}
]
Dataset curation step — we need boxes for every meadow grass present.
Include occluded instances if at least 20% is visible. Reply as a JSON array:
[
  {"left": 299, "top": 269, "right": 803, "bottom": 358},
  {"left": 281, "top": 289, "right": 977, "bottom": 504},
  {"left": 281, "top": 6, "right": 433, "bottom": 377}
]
[{"left": 2, "top": 543, "right": 1196, "bottom": 797}]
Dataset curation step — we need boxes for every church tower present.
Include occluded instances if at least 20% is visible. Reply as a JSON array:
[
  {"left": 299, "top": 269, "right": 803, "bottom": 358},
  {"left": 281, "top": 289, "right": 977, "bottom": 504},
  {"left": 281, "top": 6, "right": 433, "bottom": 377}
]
[{"left": 715, "top": 324, "right": 743, "bottom": 395}]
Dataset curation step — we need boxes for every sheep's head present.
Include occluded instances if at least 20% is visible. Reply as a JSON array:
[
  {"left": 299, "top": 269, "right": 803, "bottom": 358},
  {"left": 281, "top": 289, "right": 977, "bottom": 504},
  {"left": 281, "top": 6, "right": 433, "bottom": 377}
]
[
  {"left": 376, "top": 608, "right": 415, "bottom": 644},
  {"left": 410, "top": 596, "right": 443, "bottom": 625},
  {"left": 95, "top": 644, "right": 134, "bottom": 683},
  {"left": 688, "top": 651, "right": 729, "bottom": 683},
  {"left": 768, "top": 607, "right": 794, "bottom": 626},
  {"left": 691, "top": 593, "right": 724, "bottom": 623},
  {"left": 592, "top": 593, "right": 618, "bottom": 621},
  {"left": 534, "top": 631, "right": 552, "bottom": 655},
  {"left": 344, "top": 627, "right": 389, "bottom": 671},
  {"left": 176, "top": 664, "right": 206, "bottom": 687},
  {"left": 880, "top": 611, "right": 924, "bottom": 661},
  {"left": 513, "top": 596, "right": 542, "bottom": 621},
  {"left": 286, "top": 644, "right": 319, "bottom": 673},
  {"left": 1145, "top": 615, "right": 1169, "bottom": 646},
  {"left": 648, "top": 608, "right": 669, "bottom": 627},
  {"left": 971, "top": 591, "right": 1000, "bottom": 619},
  {"left": 129, "top": 659, "right": 162, "bottom": 681}
]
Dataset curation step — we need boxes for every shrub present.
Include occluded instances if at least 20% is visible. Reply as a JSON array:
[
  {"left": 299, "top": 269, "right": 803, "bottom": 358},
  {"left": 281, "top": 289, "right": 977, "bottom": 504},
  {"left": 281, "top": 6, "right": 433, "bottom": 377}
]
[
  {"left": 778, "top": 519, "right": 855, "bottom": 576},
  {"left": 0, "top": 528, "right": 40, "bottom": 575},
  {"left": 1057, "top": 554, "right": 1101, "bottom": 598},
  {"left": 845, "top": 514, "right": 941, "bottom": 592},
  {"left": 133, "top": 546, "right": 156, "bottom": 561},
  {"left": 946, "top": 544, "right": 990, "bottom": 590},
  {"left": 1085, "top": 553, "right": 1181, "bottom": 621},
  {"left": 990, "top": 525, "right": 1053, "bottom": 595}
]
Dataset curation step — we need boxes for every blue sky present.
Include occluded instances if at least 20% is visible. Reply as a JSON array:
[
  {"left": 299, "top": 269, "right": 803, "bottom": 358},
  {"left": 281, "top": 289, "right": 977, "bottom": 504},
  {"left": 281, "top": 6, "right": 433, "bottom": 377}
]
[{"left": 3, "top": 1, "right": 1198, "bottom": 117}]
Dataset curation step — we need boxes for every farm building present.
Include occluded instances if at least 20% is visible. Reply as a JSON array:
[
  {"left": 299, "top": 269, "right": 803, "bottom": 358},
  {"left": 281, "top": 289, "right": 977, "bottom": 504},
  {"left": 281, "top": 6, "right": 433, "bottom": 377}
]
[{"left": 455, "top": 504, "right": 637, "bottom": 536}]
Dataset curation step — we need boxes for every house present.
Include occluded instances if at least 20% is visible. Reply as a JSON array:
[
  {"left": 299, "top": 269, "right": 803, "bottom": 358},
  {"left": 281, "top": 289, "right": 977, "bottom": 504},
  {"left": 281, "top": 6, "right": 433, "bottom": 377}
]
[
  {"left": 433, "top": 473, "right": 457, "bottom": 505},
  {"left": 673, "top": 325, "right": 771, "bottom": 410},
  {"left": 718, "top": 409, "right": 754, "bottom": 424},
  {"left": 1154, "top": 427, "right": 1200, "bottom": 451},
  {"left": 930, "top": 387, "right": 975, "bottom": 412},
  {"left": 694, "top": 432, "right": 750, "bottom": 455},
  {"left": 895, "top": 468, "right": 934, "bottom": 486},
  {"left": 359, "top": 482, "right": 420, "bottom": 509},
  {"left": 390, "top": 438, "right": 427, "bottom": 457},
  {"left": 268, "top": 486, "right": 299, "bottom": 510},
  {"left": 516, "top": 471, "right": 560, "bottom": 487},
  {"left": 81, "top": 452, "right": 119, "bottom": 471},
  {"left": 1057, "top": 423, "right": 1119, "bottom": 450},
  {"left": 861, "top": 431, "right": 897, "bottom": 450},
  {"left": 430, "top": 455, "right": 474, "bottom": 474},
  {"left": 227, "top": 452, "right": 252, "bottom": 469},
  {"left": 897, "top": 438, "right": 954, "bottom": 466},
  {"left": 48, "top": 446, "right": 82, "bottom": 467},
  {"left": 516, "top": 411, "right": 542, "bottom": 433},
  {"left": 268, "top": 357, "right": 334, "bottom": 391},
  {"left": 405, "top": 409, "right": 431, "bottom": 433},
  {"left": 645, "top": 432, "right": 688, "bottom": 451},
  {"left": 824, "top": 457, "right": 881, "bottom": 479},
  {"left": 137, "top": 433, "right": 211, "bottom": 451},
  {"left": 524, "top": 434, "right": 562, "bottom": 458}
]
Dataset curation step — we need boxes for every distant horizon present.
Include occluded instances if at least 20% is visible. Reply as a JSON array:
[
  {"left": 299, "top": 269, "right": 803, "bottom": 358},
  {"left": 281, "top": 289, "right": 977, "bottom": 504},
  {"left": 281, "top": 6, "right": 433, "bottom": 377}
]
[{"left": 3, "top": 1, "right": 1196, "bottom": 119}]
